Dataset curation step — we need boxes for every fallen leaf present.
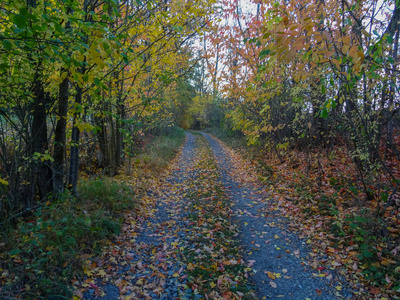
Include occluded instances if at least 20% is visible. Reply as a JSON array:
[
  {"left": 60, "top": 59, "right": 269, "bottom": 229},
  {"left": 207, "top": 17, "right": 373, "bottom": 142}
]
[{"left": 265, "top": 271, "right": 276, "bottom": 280}]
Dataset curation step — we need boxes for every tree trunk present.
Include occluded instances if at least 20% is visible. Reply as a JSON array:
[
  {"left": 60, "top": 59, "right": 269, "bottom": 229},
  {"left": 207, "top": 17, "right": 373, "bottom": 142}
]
[
  {"left": 95, "top": 111, "right": 109, "bottom": 169},
  {"left": 68, "top": 0, "right": 89, "bottom": 196},
  {"left": 52, "top": 4, "right": 72, "bottom": 195},
  {"left": 68, "top": 85, "right": 82, "bottom": 196},
  {"left": 53, "top": 72, "right": 69, "bottom": 194},
  {"left": 31, "top": 75, "right": 52, "bottom": 202},
  {"left": 116, "top": 70, "right": 126, "bottom": 167},
  {"left": 108, "top": 109, "right": 116, "bottom": 176},
  {"left": 116, "top": 103, "right": 123, "bottom": 167}
]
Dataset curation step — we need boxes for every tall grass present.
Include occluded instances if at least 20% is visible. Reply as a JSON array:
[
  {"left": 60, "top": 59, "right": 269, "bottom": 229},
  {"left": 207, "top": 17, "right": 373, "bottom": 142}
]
[{"left": 134, "top": 127, "right": 186, "bottom": 171}]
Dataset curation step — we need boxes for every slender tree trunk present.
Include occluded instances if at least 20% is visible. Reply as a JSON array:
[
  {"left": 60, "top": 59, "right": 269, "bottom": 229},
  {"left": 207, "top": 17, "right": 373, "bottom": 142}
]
[
  {"left": 53, "top": 72, "right": 69, "bottom": 194},
  {"left": 52, "top": 4, "right": 72, "bottom": 195},
  {"left": 68, "top": 0, "right": 89, "bottom": 196},
  {"left": 28, "top": 0, "right": 52, "bottom": 203},
  {"left": 116, "top": 69, "right": 126, "bottom": 167},
  {"left": 68, "top": 85, "right": 82, "bottom": 196},
  {"left": 108, "top": 108, "right": 116, "bottom": 176},
  {"left": 116, "top": 102, "right": 123, "bottom": 167}
]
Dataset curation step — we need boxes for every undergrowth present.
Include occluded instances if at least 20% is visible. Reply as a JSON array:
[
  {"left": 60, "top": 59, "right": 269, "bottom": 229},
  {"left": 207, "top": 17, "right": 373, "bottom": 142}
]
[
  {"left": 202, "top": 127, "right": 247, "bottom": 150},
  {"left": 0, "top": 179, "right": 134, "bottom": 299}
]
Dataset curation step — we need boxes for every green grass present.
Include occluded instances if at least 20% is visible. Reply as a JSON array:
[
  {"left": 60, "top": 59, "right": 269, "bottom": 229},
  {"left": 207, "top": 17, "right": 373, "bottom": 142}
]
[
  {"left": 134, "top": 127, "right": 186, "bottom": 171},
  {"left": 188, "top": 130, "right": 203, "bottom": 136},
  {"left": 79, "top": 177, "right": 136, "bottom": 212}
]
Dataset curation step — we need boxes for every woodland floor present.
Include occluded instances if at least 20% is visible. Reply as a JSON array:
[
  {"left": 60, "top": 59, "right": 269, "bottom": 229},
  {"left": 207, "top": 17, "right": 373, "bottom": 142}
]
[{"left": 76, "top": 132, "right": 355, "bottom": 299}]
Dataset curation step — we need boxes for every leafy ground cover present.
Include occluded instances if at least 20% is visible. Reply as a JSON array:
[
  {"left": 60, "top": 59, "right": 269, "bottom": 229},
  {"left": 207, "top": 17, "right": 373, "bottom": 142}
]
[
  {"left": 184, "top": 136, "right": 252, "bottom": 299},
  {"left": 0, "top": 128, "right": 185, "bottom": 299},
  {"left": 203, "top": 132, "right": 355, "bottom": 299},
  {"left": 207, "top": 128, "right": 400, "bottom": 299}
]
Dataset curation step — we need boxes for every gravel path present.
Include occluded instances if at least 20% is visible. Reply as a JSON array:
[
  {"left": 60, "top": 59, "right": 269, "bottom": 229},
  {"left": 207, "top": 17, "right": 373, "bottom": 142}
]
[
  {"left": 83, "top": 132, "right": 354, "bottom": 299},
  {"left": 202, "top": 132, "right": 354, "bottom": 299}
]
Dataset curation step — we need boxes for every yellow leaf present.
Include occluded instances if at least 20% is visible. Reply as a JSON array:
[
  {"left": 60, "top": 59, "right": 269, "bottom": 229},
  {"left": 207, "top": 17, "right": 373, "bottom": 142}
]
[
  {"left": 83, "top": 268, "right": 92, "bottom": 276},
  {"left": 266, "top": 271, "right": 276, "bottom": 280},
  {"left": 332, "top": 59, "right": 340, "bottom": 69}
]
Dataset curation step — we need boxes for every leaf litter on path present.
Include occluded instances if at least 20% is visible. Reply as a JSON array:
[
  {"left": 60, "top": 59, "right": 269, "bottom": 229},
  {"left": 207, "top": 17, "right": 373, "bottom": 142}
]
[{"left": 76, "top": 133, "right": 252, "bottom": 299}]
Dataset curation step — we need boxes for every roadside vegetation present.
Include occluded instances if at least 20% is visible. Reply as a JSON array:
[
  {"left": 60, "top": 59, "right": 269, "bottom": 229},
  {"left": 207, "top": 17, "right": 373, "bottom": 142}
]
[{"left": 0, "top": 128, "right": 186, "bottom": 299}]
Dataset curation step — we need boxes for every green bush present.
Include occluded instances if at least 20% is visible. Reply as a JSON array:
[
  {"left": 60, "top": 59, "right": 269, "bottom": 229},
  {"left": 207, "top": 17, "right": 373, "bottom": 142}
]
[{"left": 202, "top": 127, "right": 247, "bottom": 149}]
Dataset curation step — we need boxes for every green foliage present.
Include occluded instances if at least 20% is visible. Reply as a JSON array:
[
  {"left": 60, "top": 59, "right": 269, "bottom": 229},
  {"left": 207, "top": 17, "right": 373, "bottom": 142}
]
[{"left": 329, "top": 211, "right": 400, "bottom": 289}]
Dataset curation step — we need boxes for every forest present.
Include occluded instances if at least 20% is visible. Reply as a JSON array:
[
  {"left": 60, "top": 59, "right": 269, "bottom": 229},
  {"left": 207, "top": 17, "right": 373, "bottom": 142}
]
[{"left": 0, "top": 0, "right": 399, "bottom": 298}]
